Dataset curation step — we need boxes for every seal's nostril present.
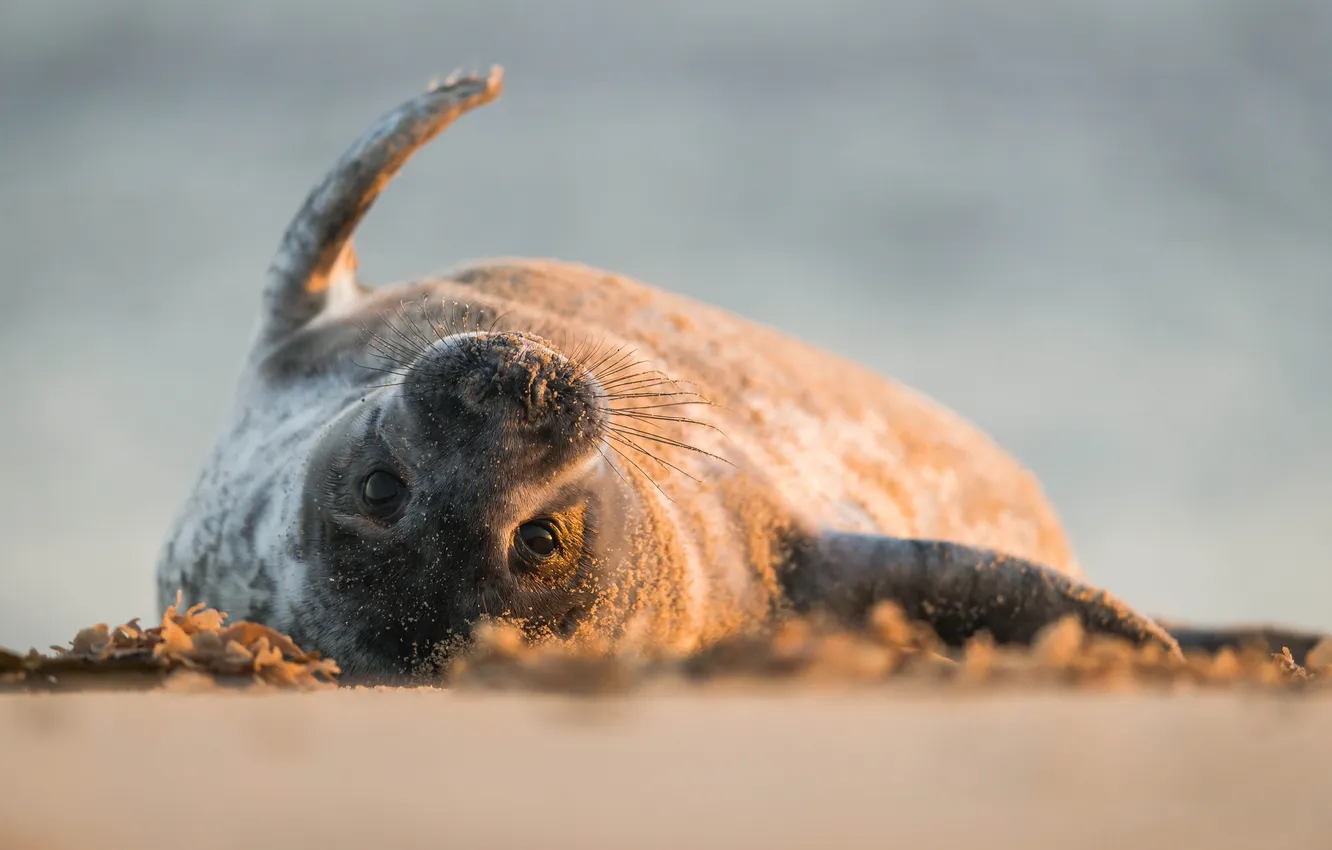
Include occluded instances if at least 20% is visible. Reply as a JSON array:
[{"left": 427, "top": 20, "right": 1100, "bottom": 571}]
[
  {"left": 527, "top": 374, "right": 547, "bottom": 412},
  {"left": 480, "top": 365, "right": 504, "bottom": 402}
]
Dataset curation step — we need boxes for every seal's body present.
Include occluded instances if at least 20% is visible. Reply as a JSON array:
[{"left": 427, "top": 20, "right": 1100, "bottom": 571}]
[{"left": 158, "top": 68, "right": 1187, "bottom": 679}]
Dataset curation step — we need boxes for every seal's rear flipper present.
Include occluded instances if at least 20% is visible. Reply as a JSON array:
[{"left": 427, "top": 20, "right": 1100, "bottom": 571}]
[
  {"left": 1155, "top": 622, "right": 1330, "bottom": 666},
  {"left": 784, "top": 531, "right": 1182, "bottom": 658},
  {"left": 259, "top": 67, "right": 504, "bottom": 349}
]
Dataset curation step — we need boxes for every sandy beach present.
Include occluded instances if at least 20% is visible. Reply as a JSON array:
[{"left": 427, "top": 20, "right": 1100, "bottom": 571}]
[{"left": 3, "top": 687, "right": 1330, "bottom": 850}]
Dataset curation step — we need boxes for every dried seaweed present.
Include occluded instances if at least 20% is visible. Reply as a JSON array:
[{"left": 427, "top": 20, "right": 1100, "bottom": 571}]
[
  {"left": 442, "top": 603, "right": 1330, "bottom": 696},
  {"left": 0, "top": 592, "right": 339, "bottom": 692},
  {"left": 4, "top": 597, "right": 1324, "bottom": 696}
]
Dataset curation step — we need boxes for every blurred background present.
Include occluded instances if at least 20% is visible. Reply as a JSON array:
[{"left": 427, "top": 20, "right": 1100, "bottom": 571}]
[{"left": 1, "top": 0, "right": 1328, "bottom": 651}]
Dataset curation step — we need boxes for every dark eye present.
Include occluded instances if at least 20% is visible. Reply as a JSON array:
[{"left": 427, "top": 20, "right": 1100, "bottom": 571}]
[
  {"left": 360, "top": 470, "right": 407, "bottom": 517},
  {"left": 515, "top": 521, "right": 558, "bottom": 558}
]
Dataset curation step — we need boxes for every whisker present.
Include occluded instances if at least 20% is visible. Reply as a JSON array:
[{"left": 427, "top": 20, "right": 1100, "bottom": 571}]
[
  {"left": 597, "top": 375, "right": 683, "bottom": 394},
  {"left": 582, "top": 336, "right": 618, "bottom": 372},
  {"left": 418, "top": 299, "right": 456, "bottom": 346},
  {"left": 609, "top": 403, "right": 713, "bottom": 416},
  {"left": 368, "top": 349, "right": 418, "bottom": 373},
  {"left": 486, "top": 309, "right": 513, "bottom": 334},
  {"left": 595, "top": 357, "right": 658, "bottom": 381},
  {"left": 360, "top": 346, "right": 415, "bottom": 373},
  {"left": 395, "top": 301, "right": 435, "bottom": 350},
  {"left": 595, "top": 344, "right": 635, "bottom": 374},
  {"left": 439, "top": 300, "right": 472, "bottom": 341},
  {"left": 598, "top": 369, "right": 704, "bottom": 391},
  {"left": 579, "top": 341, "right": 631, "bottom": 380},
  {"left": 607, "top": 432, "right": 703, "bottom": 484},
  {"left": 613, "top": 410, "right": 728, "bottom": 436},
  {"left": 605, "top": 394, "right": 711, "bottom": 405},
  {"left": 381, "top": 307, "right": 432, "bottom": 361},
  {"left": 589, "top": 349, "right": 642, "bottom": 382},
  {"left": 610, "top": 425, "right": 734, "bottom": 467},
  {"left": 362, "top": 328, "right": 421, "bottom": 363},
  {"left": 356, "top": 368, "right": 470, "bottom": 391},
  {"left": 426, "top": 303, "right": 452, "bottom": 346},
  {"left": 401, "top": 300, "right": 436, "bottom": 349},
  {"left": 567, "top": 331, "right": 602, "bottom": 369},
  {"left": 412, "top": 296, "right": 449, "bottom": 344},
  {"left": 606, "top": 442, "right": 676, "bottom": 504},
  {"left": 594, "top": 442, "right": 635, "bottom": 493},
  {"left": 350, "top": 360, "right": 414, "bottom": 378},
  {"left": 354, "top": 314, "right": 421, "bottom": 365}
]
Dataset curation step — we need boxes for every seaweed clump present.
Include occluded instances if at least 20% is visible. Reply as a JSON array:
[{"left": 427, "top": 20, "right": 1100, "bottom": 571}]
[
  {"left": 5, "top": 598, "right": 1328, "bottom": 697},
  {"left": 0, "top": 592, "right": 339, "bottom": 692},
  {"left": 442, "top": 603, "right": 1332, "bottom": 696}
]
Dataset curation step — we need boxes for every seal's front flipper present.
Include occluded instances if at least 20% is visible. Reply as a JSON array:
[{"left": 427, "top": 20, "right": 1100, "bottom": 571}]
[
  {"left": 1154, "top": 622, "right": 1330, "bottom": 666},
  {"left": 784, "top": 531, "right": 1182, "bottom": 658}
]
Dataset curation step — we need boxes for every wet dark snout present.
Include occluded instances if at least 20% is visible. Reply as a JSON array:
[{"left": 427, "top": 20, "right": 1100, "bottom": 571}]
[
  {"left": 404, "top": 331, "right": 606, "bottom": 451},
  {"left": 460, "top": 333, "right": 571, "bottom": 420}
]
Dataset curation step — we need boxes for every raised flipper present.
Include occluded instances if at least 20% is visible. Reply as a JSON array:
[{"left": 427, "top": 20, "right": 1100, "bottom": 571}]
[
  {"left": 259, "top": 67, "right": 504, "bottom": 349},
  {"left": 783, "top": 531, "right": 1183, "bottom": 658},
  {"left": 1153, "top": 621, "right": 1330, "bottom": 667}
]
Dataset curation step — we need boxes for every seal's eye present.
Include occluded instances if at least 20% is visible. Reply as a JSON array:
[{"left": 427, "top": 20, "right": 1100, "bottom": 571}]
[
  {"left": 360, "top": 470, "right": 407, "bottom": 518},
  {"left": 515, "top": 521, "right": 558, "bottom": 558}
]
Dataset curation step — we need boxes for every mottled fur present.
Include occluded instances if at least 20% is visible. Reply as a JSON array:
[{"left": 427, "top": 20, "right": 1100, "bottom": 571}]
[{"left": 159, "top": 67, "right": 1320, "bottom": 681}]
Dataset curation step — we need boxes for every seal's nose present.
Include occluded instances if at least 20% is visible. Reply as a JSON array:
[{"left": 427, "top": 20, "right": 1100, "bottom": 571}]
[
  {"left": 460, "top": 333, "right": 568, "bottom": 421},
  {"left": 399, "top": 328, "right": 609, "bottom": 474}
]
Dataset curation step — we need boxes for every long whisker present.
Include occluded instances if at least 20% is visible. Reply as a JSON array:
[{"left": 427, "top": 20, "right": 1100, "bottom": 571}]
[
  {"left": 437, "top": 300, "right": 472, "bottom": 341},
  {"left": 607, "top": 432, "right": 703, "bottom": 484},
  {"left": 349, "top": 358, "right": 414, "bottom": 376},
  {"left": 599, "top": 373, "right": 705, "bottom": 393},
  {"left": 598, "top": 379, "right": 682, "bottom": 397},
  {"left": 401, "top": 300, "right": 437, "bottom": 350},
  {"left": 609, "top": 394, "right": 735, "bottom": 417},
  {"left": 610, "top": 424, "right": 734, "bottom": 467},
  {"left": 597, "top": 363, "right": 664, "bottom": 383},
  {"left": 424, "top": 302, "right": 453, "bottom": 346},
  {"left": 354, "top": 314, "right": 422, "bottom": 366},
  {"left": 594, "top": 442, "right": 635, "bottom": 493},
  {"left": 578, "top": 341, "right": 631, "bottom": 380},
  {"left": 568, "top": 333, "right": 605, "bottom": 371},
  {"left": 361, "top": 325, "right": 421, "bottom": 363},
  {"left": 381, "top": 307, "right": 432, "bottom": 361},
  {"left": 359, "top": 344, "right": 415, "bottom": 373},
  {"left": 613, "top": 410, "right": 728, "bottom": 437},
  {"left": 604, "top": 392, "right": 711, "bottom": 403},
  {"left": 411, "top": 296, "right": 445, "bottom": 344},
  {"left": 606, "top": 442, "right": 676, "bottom": 504},
  {"left": 589, "top": 350, "right": 644, "bottom": 383}
]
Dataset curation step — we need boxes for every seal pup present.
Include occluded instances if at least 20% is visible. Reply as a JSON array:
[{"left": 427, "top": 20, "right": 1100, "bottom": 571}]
[{"left": 155, "top": 67, "right": 1318, "bottom": 680}]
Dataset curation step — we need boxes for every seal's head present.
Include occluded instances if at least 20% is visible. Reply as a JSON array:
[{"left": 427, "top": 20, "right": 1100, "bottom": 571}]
[{"left": 297, "top": 327, "right": 630, "bottom": 677}]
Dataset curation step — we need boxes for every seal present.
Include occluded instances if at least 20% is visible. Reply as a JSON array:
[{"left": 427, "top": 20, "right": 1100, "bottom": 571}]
[{"left": 155, "top": 67, "right": 1319, "bottom": 680}]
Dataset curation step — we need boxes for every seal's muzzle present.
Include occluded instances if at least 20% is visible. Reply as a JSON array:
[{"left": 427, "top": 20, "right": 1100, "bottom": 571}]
[
  {"left": 456, "top": 333, "right": 579, "bottom": 419},
  {"left": 400, "top": 330, "right": 607, "bottom": 480}
]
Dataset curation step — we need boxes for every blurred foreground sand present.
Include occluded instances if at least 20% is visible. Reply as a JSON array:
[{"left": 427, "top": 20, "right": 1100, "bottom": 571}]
[{"left": 3, "top": 688, "right": 1329, "bottom": 850}]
